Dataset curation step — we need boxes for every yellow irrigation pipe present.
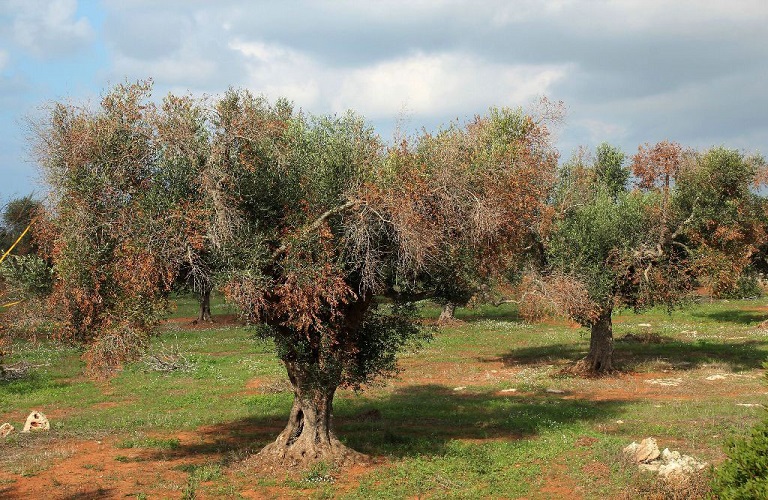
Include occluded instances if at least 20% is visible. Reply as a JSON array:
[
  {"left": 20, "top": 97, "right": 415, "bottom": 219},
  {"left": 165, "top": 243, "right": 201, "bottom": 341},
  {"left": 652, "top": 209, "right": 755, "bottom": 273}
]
[
  {"left": 1, "top": 221, "right": 34, "bottom": 313},
  {"left": 0, "top": 221, "right": 33, "bottom": 265}
]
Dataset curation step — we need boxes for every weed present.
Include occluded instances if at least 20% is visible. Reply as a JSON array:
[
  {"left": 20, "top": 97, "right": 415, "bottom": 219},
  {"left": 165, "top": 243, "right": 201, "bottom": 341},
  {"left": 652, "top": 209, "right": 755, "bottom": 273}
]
[{"left": 117, "top": 436, "right": 181, "bottom": 449}]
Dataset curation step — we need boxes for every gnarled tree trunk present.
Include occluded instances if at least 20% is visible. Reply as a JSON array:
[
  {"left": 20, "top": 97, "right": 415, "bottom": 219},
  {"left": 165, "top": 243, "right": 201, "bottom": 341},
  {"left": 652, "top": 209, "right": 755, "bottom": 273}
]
[
  {"left": 257, "top": 360, "right": 363, "bottom": 467},
  {"left": 256, "top": 296, "right": 373, "bottom": 468},
  {"left": 197, "top": 286, "right": 213, "bottom": 323},
  {"left": 582, "top": 307, "right": 614, "bottom": 374},
  {"left": 438, "top": 302, "right": 456, "bottom": 323}
]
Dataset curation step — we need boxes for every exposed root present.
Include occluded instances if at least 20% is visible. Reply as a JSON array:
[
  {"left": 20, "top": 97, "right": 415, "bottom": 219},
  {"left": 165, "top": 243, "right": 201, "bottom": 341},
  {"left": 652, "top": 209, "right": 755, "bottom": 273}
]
[
  {"left": 560, "top": 358, "right": 620, "bottom": 378},
  {"left": 245, "top": 435, "right": 368, "bottom": 472}
]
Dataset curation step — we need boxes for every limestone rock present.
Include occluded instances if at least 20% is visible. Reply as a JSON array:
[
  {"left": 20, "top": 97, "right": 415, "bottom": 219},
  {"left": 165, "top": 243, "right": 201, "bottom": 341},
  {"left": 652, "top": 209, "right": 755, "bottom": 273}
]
[
  {"left": 658, "top": 453, "right": 707, "bottom": 479},
  {"left": 623, "top": 437, "right": 660, "bottom": 463},
  {"left": 625, "top": 439, "right": 708, "bottom": 483},
  {"left": 0, "top": 423, "right": 13, "bottom": 437},
  {"left": 21, "top": 411, "right": 50, "bottom": 432}
]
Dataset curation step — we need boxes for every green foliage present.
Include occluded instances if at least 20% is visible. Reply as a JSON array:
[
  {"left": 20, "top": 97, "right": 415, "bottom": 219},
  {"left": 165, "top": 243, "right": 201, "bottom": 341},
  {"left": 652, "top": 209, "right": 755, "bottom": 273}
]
[
  {"left": 719, "top": 273, "right": 763, "bottom": 299},
  {"left": 343, "top": 301, "right": 432, "bottom": 390},
  {"left": 548, "top": 189, "right": 655, "bottom": 308},
  {"left": 0, "top": 195, "right": 40, "bottom": 256},
  {"left": 711, "top": 418, "right": 768, "bottom": 499},
  {"left": 0, "top": 254, "right": 53, "bottom": 300},
  {"left": 673, "top": 147, "right": 767, "bottom": 297},
  {"left": 594, "top": 143, "right": 628, "bottom": 197}
]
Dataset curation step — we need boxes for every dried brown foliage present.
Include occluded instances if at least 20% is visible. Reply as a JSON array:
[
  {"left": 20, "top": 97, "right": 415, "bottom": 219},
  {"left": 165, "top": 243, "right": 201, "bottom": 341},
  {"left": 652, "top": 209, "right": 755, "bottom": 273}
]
[
  {"left": 632, "top": 140, "right": 684, "bottom": 190},
  {"left": 32, "top": 81, "right": 209, "bottom": 376},
  {"left": 519, "top": 272, "right": 600, "bottom": 325}
]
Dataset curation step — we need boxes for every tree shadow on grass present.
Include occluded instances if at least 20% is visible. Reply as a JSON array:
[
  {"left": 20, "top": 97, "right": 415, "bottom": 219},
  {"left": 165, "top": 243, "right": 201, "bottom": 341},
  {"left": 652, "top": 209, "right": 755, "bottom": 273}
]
[
  {"left": 0, "top": 485, "right": 115, "bottom": 499},
  {"left": 0, "top": 370, "right": 75, "bottom": 395},
  {"left": 340, "top": 385, "right": 624, "bottom": 457},
  {"left": 140, "top": 384, "right": 626, "bottom": 464},
  {"left": 454, "top": 307, "right": 524, "bottom": 323},
  {"left": 494, "top": 338, "right": 768, "bottom": 372},
  {"left": 690, "top": 309, "right": 768, "bottom": 325}
]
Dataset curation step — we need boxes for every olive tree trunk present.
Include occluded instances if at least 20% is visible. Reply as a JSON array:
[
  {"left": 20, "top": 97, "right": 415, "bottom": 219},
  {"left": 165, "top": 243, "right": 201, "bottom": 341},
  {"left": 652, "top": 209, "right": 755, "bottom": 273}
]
[
  {"left": 256, "top": 297, "right": 373, "bottom": 467},
  {"left": 583, "top": 307, "right": 614, "bottom": 374},
  {"left": 197, "top": 286, "right": 213, "bottom": 323},
  {"left": 257, "top": 360, "right": 362, "bottom": 466}
]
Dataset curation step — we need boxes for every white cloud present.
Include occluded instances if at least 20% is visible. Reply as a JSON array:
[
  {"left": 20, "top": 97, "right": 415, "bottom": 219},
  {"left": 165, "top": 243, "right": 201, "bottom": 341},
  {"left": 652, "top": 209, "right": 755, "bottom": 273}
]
[
  {"left": 333, "top": 53, "right": 568, "bottom": 118},
  {"left": 111, "top": 52, "right": 219, "bottom": 90},
  {"left": 491, "top": 0, "right": 768, "bottom": 33},
  {"left": 9, "top": 0, "right": 93, "bottom": 57},
  {"left": 0, "top": 50, "right": 8, "bottom": 71},
  {"left": 231, "top": 41, "right": 569, "bottom": 121}
]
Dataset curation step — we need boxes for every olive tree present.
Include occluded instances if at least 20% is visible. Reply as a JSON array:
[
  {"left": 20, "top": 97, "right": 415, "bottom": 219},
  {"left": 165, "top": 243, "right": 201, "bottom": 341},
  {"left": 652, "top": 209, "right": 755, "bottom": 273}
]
[
  {"left": 34, "top": 82, "right": 204, "bottom": 375},
  {"left": 528, "top": 142, "right": 766, "bottom": 374},
  {"left": 205, "top": 93, "right": 557, "bottom": 465},
  {"left": 524, "top": 143, "right": 681, "bottom": 373},
  {"left": 671, "top": 147, "right": 767, "bottom": 297}
]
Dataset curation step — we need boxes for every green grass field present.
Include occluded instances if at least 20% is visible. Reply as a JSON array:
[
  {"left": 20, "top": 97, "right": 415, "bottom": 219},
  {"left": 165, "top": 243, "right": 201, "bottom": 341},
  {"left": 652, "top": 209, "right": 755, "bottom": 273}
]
[{"left": 1, "top": 295, "right": 767, "bottom": 498}]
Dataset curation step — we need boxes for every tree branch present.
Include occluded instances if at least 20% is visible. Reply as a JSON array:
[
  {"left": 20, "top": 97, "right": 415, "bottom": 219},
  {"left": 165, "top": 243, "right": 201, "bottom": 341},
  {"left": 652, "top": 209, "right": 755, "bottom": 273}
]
[{"left": 270, "top": 199, "right": 359, "bottom": 260}]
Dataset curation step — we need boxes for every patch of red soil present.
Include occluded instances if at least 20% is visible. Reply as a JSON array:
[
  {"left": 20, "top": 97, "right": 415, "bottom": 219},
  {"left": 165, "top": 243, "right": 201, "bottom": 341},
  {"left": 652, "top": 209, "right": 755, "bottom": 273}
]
[
  {"left": 581, "top": 461, "right": 610, "bottom": 478},
  {"left": 535, "top": 461, "right": 584, "bottom": 500},
  {"left": 0, "top": 438, "right": 189, "bottom": 499},
  {"left": 575, "top": 436, "right": 599, "bottom": 448},
  {"left": 0, "top": 420, "right": 284, "bottom": 499}
]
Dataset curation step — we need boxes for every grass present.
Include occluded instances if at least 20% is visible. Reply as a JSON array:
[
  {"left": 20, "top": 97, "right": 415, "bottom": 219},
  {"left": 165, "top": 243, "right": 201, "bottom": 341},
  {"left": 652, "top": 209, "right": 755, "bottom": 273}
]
[{"left": 1, "top": 295, "right": 767, "bottom": 498}]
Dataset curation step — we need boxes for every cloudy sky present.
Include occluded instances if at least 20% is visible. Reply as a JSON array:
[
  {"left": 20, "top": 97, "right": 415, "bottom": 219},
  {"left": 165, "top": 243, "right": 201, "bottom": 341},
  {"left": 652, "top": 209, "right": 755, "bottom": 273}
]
[{"left": 1, "top": 0, "right": 767, "bottom": 201}]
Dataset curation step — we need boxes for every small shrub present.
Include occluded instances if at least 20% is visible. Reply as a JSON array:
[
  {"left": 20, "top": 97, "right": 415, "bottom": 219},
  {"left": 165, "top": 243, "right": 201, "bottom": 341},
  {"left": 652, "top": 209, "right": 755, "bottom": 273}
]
[{"left": 711, "top": 418, "right": 768, "bottom": 499}]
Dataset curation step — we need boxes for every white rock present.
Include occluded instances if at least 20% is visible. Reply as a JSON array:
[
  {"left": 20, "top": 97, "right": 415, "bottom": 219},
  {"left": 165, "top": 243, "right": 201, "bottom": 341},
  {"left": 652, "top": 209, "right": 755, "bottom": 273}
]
[
  {"left": 706, "top": 374, "right": 727, "bottom": 381},
  {"left": 452, "top": 386, "right": 466, "bottom": 391},
  {"left": 658, "top": 460, "right": 685, "bottom": 478},
  {"left": 661, "top": 448, "right": 681, "bottom": 461},
  {"left": 645, "top": 378, "right": 682, "bottom": 386},
  {"left": 546, "top": 388, "right": 565, "bottom": 394},
  {"left": 625, "top": 438, "right": 708, "bottom": 482},
  {"left": 500, "top": 388, "right": 517, "bottom": 393},
  {"left": 0, "top": 423, "right": 13, "bottom": 438},
  {"left": 21, "top": 411, "right": 49, "bottom": 432},
  {"left": 624, "top": 437, "right": 660, "bottom": 463}
]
